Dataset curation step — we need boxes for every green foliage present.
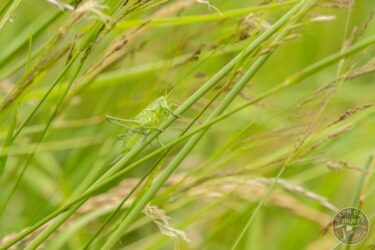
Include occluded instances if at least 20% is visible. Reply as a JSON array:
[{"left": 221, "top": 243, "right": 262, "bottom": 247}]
[{"left": 0, "top": 0, "right": 375, "bottom": 249}]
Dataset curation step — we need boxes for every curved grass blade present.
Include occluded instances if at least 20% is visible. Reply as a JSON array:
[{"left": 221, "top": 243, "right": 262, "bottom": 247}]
[
  {"left": 0, "top": 0, "right": 22, "bottom": 31},
  {"left": 116, "top": 0, "right": 298, "bottom": 29},
  {"left": 101, "top": 1, "right": 312, "bottom": 247},
  {"left": 3, "top": 9, "right": 375, "bottom": 250},
  {"left": 0, "top": 107, "right": 17, "bottom": 178}
]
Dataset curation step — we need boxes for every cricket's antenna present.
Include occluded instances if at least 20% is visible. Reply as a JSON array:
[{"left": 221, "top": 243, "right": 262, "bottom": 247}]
[
  {"left": 165, "top": 81, "right": 178, "bottom": 98},
  {"left": 164, "top": 81, "right": 169, "bottom": 97}
]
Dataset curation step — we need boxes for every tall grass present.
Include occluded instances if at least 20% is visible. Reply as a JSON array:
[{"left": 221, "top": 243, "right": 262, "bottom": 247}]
[{"left": 0, "top": 0, "right": 375, "bottom": 249}]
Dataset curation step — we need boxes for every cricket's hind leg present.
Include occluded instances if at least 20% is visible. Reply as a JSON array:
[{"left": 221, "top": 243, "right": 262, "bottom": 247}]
[
  {"left": 107, "top": 115, "right": 165, "bottom": 133},
  {"left": 106, "top": 115, "right": 145, "bottom": 133}
]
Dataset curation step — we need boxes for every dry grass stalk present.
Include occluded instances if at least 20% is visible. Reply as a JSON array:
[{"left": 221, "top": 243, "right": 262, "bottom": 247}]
[
  {"left": 0, "top": 47, "right": 70, "bottom": 112},
  {"left": 191, "top": 178, "right": 333, "bottom": 227},
  {"left": 329, "top": 103, "right": 373, "bottom": 126},
  {"left": 144, "top": 204, "right": 190, "bottom": 242},
  {"left": 306, "top": 235, "right": 337, "bottom": 250},
  {"left": 293, "top": 156, "right": 367, "bottom": 173},
  {"left": 0, "top": 174, "right": 187, "bottom": 248},
  {"left": 76, "top": 0, "right": 197, "bottom": 93},
  {"left": 322, "top": 0, "right": 354, "bottom": 9},
  {"left": 0, "top": 0, "right": 113, "bottom": 112},
  {"left": 233, "top": 177, "right": 338, "bottom": 212}
]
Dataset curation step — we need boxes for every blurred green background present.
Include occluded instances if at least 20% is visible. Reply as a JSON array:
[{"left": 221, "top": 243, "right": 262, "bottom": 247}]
[{"left": 0, "top": 0, "right": 375, "bottom": 249}]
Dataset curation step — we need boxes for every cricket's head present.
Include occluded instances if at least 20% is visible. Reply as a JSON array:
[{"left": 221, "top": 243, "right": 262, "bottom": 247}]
[
  {"left": 144, "top": 96, "right": 171, "bottom": 120},
  {"left": 156, "top": 96, "right": 171, "bottom": 118}
]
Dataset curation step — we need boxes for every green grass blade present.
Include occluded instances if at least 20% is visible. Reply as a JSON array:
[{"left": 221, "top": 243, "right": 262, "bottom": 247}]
[
  {"left": 3, "top": 4, "right": 375, "bottom": 250},
  {"left": 0, "top": 0, "right": 22, "bottom": 31},
  {"left": 116, "top": 0, "right": 298, "bottom": 29},
  {"left": 0, "top": 107, "right": 17, "bottom": 178},
  {"left": 101, "top": 1, "right": 311, "bottom": 247}
]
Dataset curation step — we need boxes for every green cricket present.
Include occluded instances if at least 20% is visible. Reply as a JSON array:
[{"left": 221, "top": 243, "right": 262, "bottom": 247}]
[{"left": 107, "top": 96, "right": 179, "bottom": 153}]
